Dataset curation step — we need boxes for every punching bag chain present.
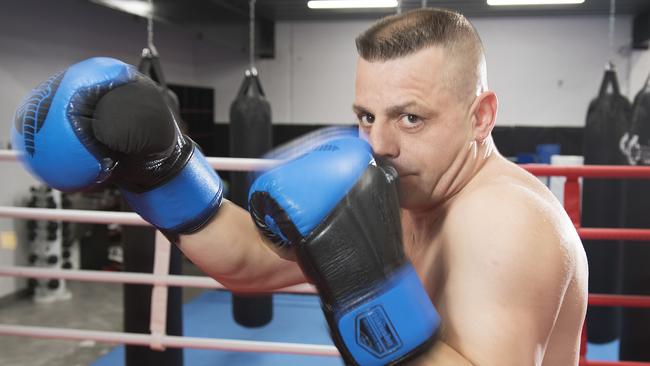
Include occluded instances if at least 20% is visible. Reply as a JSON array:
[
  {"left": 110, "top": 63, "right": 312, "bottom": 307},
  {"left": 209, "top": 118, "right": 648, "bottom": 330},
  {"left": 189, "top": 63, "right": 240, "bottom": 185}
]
[
  {"left": 421, "top": 0, "right": 427, "bottom": 8},
  {"left": 397, "top": 0, "right": 402, "bottom": 14},
  {"left": 147, "top": 0, "right": 158, "bottom": 56},
  {"left": 249, "top": 0, "right": 257, "bottom": 75},
  {"left": 608, "top": 0, "right": 616, "bottom": 55}
]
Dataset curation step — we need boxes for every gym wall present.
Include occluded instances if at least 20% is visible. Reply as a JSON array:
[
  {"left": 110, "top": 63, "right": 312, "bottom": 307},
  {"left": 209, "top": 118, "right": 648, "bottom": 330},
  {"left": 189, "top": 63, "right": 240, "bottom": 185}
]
[
  {"left": 630, "top": 49, "right": 650, "bottom": 93},
  {"left": 200, "top": 16, "right": 637, "bottom": 127}
]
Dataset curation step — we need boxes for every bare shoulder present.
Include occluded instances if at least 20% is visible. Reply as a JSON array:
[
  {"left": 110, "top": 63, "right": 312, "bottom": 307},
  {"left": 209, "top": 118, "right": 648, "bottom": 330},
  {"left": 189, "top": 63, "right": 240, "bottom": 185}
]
[
  {"left": 435, "top": 160, "right": 586, "bottom": 364},
  {"left": 444, "top": 160, "right": 583, "bottom": 275}
]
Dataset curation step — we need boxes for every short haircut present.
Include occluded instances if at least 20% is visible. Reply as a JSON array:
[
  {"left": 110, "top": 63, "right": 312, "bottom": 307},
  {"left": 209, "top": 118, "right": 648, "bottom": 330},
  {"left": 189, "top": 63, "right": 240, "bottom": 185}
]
[{"left": 355, "top": 8, "right": 487, "bottom": 101}]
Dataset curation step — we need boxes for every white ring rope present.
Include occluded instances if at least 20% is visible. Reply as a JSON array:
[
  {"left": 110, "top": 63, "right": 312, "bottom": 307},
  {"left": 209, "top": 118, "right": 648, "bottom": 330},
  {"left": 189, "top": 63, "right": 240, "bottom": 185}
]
[
  {"left": 0, "top": 324, "right": 340, "bottom": 356},
  {"left": 0, "top": 265, "right": 316, "bottom": 294},
  {"left": 150, "top": 231, "right": 172, "bottom": 351},
  {"left": 0, "top": 149, "right": 18, "bottom": 162},
  {"left": 0, "top": 150, "right": 279, "bottom": 171},
  {"left": 0, "top": 206, "right": 147, "bottom": 225}
]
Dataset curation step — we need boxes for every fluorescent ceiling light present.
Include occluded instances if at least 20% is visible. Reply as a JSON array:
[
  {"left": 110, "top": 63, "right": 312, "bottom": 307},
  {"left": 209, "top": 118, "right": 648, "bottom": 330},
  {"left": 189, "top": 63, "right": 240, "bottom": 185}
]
[
  {"left": 488, "top": 0, "right": 584, "bottom": 5},
  {"left": 308, "top": 0, "right": 398, "bottom": 9},
  {"left": 93, "top": 0, "right": 153, "bottom": 17}
]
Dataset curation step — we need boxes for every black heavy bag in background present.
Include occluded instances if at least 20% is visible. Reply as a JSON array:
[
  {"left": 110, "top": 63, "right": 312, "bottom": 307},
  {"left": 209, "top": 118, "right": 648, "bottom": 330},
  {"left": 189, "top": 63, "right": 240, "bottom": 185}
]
[
  {"left": 122, "top": 224, "right": 184, "bottom": 366},
  {"left": 619, "top": 77, "right": 650, "bottom": 361},
  {"left": 582, "top": 69, "right": 632, "bottom": 344},
  {"left": 229, "top": 71, "right": 273, "bottom": 327},
  {"left": 138, "top": 51, "right": 186, "bottom": 132},
  {"left": 121, "top": 51, "right": 184, "bottom": 366}
]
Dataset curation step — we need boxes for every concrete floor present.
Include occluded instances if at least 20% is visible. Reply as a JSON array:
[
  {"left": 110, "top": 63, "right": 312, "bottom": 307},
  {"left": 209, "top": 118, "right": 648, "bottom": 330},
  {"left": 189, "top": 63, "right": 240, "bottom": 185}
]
[{"left": 0, "top": 261, "right": 205, "bottom": 366}]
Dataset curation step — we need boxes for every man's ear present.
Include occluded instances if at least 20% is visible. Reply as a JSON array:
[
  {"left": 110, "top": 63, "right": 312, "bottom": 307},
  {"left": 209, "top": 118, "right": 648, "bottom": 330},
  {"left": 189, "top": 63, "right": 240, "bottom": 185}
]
[{"left": 470, "top": 91, "right": 498, "bottom": 141}]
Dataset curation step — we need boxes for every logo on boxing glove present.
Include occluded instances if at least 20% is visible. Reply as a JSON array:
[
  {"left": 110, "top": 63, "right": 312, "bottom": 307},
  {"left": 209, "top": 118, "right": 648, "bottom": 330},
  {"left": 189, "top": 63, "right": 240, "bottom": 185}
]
[
  {"left": 356, "top": 305, "right": 403, "bottom": 358},
  {"left": 14, "top": 72, "right": 65, "bottom": 157}
]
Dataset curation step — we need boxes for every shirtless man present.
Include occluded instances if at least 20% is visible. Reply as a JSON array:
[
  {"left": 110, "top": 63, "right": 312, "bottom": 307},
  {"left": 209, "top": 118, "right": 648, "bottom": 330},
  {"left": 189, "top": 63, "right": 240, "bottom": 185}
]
[
  {"left": 12, "top": 8, "right": 587, "bottom": 366},
  {"left": 351, "top": 9, "right": 589, "bottom": 365}
]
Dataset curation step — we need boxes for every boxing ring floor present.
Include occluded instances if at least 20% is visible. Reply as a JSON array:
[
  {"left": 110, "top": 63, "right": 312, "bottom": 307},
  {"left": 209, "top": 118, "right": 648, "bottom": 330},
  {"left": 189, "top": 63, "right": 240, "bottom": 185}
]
[
  {"left": 0, "top": 281, "right": 129, "bottom": 366},
  {"left": 0, "top": 271, "right": 624, "bottom": 366},
  {"left": 0, "top": 279, "right": 341, "bottom": 366}
]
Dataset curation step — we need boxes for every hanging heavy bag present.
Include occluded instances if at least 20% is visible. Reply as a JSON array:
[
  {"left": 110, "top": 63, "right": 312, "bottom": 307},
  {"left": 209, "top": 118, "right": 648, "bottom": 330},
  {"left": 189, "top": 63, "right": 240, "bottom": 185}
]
[
  {"left": 620, "top": 76, "right": 650, "bottom": 361},
  {"left": 229, "top": 71, "right": 273, "bottom": 327},
  {"left": 120, "top": 50, "right": 184, "bottom": 366},
  {"left": 138, "top": 51, "right": 185, "bottom": 131},
  {"left": 582, "top": 68, "right": 632, "bottom": 344}
]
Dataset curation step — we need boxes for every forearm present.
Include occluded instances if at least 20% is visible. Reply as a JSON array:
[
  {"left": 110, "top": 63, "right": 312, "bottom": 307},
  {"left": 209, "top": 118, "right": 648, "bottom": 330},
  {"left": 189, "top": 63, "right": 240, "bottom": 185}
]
[{"left": 177, "top": 200, "right": 306, "bottom": 292}]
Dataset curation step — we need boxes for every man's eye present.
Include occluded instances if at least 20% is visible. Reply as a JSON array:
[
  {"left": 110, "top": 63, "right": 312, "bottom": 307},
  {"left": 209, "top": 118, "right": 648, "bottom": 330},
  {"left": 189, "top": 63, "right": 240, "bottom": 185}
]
[
  {"left": 358, "top": 113, "right": 375, "bottom": 125},
  {"left": 399, "top": 114, "right": 421, "bottom": 126}
]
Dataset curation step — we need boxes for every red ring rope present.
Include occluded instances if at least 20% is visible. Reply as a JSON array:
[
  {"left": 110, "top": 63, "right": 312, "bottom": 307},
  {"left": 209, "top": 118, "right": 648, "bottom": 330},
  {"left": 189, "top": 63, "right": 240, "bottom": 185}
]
[{"left": 522, "top": 164, "right": 650, "bottom": 366}]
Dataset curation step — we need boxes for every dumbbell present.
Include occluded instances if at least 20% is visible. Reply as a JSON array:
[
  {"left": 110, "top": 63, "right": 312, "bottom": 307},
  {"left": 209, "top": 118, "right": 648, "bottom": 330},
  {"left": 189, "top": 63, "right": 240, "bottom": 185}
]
[{"left": 47, "top": 279, "right": 60, "bottom": 290}]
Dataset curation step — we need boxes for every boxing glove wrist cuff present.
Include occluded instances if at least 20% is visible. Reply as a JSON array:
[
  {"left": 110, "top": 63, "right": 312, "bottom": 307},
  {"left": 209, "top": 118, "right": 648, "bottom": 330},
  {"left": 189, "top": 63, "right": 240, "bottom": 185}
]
[
  {"left": 336, "top": 264, "right": 441, "bottom": 366},
  {"left": 121, "top": 147, "right": 223, "bottom": 234}
]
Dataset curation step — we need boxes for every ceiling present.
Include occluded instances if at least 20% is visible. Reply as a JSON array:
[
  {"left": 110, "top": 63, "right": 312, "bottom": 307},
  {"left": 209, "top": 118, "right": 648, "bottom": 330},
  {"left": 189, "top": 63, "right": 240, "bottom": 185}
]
[
  {"left": 93, "top": 0, "right": 650, "bottom": 24},
  {"left": 258, "top": 0, "right": 650, "bottom": 20}
]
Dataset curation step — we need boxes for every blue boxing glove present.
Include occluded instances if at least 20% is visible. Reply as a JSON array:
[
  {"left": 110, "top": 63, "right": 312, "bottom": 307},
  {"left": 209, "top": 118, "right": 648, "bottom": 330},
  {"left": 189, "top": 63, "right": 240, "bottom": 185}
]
[
  {"left": 12, "top": 57, "right": 222, "bottom": 236},
  {"left": 248, "top": 137, "right": 440, "bottom": 365}
]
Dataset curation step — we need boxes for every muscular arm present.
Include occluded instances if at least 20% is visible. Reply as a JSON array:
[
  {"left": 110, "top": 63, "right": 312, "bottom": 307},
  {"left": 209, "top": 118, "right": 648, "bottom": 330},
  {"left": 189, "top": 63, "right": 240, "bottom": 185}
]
[
  {"left": 177, "top": 200, "right": 307, "bottom": 292},
  {"left": 406, "top": 341, "right": 474, "bottom": 366},
  {"left": 411, "top": 185, "right": 574, "bottom": 365}
]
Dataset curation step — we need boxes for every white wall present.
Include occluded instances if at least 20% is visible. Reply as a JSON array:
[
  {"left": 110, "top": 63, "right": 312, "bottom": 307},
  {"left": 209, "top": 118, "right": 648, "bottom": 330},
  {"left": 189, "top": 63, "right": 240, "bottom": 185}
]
[
  {"left": 475, "top": 16, "right": 633, "bottom": 127},
  {"left": 629, "top": 48, "right": 650, "bottom": 96},
  {"left": 0, "top": 0, "right": 203, "bottom": 145},
  {"left": 0, "top": 0, "right": 205, "bottom": 298},
  {"left": 195, "top": 20, "right": 372, "bottom": 125},
  {"left": 202, "top": 15, "right": 638, "bottom": 127}
]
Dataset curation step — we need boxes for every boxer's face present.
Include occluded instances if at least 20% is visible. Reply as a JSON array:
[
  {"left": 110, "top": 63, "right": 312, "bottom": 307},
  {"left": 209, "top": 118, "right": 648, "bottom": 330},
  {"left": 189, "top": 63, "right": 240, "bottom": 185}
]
[{"left": 354, "top": 46, "right": 475, "bottom": 210}]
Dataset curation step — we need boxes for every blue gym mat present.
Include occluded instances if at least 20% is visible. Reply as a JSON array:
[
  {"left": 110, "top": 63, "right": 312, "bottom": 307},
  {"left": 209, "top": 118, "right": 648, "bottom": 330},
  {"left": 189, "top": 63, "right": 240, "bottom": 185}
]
[
  {"left": 587, "top": 339, "right": 620, "bottom": 362},
  {"left": 91, "top": 290, "right": 343, "bottom": 366},
  {"left": 91, "top": 289, "right": 619, "bottom": 365}
]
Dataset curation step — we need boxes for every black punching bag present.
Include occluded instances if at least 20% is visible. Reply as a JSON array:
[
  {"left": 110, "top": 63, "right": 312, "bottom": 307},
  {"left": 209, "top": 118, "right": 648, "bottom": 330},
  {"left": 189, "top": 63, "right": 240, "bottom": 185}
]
[
  {"left": 582, "top": 68, "right": 631, "bottom": 344},
  {"left": 619, "top": 77, "right": 650, "bottom": 361},
  {"left": 122, "top": 225, "right": 184, "bottom": 366},
  {"left": 229, "top": 70, "right": 273, "bottom": 327},
  {"left": 121, "top": 50, "right": 183, "bottom": 366}
]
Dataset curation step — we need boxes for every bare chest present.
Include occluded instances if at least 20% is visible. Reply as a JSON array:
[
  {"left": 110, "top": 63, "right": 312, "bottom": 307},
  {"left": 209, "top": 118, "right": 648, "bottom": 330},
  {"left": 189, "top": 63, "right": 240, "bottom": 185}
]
[{"left": 402, "top": 228, "right": 447, "bottom": 306}]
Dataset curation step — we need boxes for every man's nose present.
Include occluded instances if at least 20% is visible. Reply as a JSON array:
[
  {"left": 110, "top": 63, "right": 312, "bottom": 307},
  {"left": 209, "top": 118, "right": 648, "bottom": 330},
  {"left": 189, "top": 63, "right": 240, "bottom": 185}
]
[{"left": 366, "top": 121, "right": 399, "bottom": 159}]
